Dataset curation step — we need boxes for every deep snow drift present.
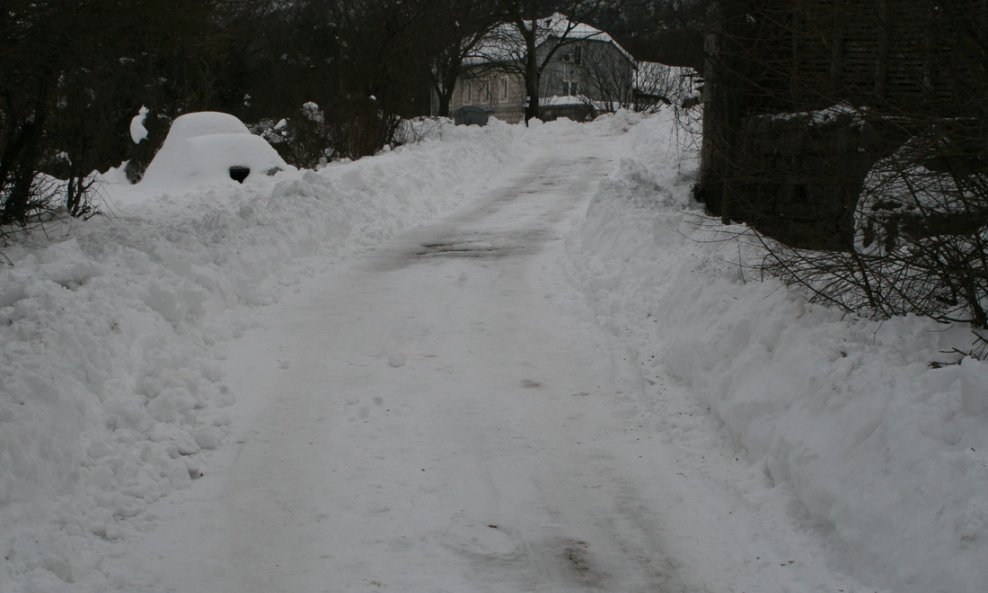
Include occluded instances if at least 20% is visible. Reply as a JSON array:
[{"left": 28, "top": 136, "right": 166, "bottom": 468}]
[
  {"left": 572, "top": 112, "right": 988, "bottom": 593},
  {"left": 0, "top": 111, "right": 985, "bottom": 593},
  {"left": 0, "top": 118, "right": 537, "bottom": 592}
]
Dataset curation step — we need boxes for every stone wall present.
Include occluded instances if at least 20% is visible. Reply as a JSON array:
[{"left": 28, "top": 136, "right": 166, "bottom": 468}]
[{"left": 695, "top": 0, "right": 986, "bottom": 250}]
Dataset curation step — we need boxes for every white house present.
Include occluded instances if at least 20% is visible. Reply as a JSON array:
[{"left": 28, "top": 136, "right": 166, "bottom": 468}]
[{"left": 447, "top": 13, "right": 636, "bottom": 124}]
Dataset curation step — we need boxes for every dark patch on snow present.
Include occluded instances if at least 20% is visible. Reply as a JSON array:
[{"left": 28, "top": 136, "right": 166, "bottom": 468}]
[
  {"left": 229, "top": 166, "right": 250, "bottom": 183},
  {"left": 416, "top": 239, "right": 515, "bottom": 259},
  {"left": 410, "top": 229, "right": 555, "bottom": 262},
  {"left": 558, "top": 539, "right": 608, "bottom": 588}
]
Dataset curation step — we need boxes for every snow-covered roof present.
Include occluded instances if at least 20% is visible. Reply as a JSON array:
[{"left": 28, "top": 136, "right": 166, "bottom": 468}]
[{"left": 466, "top": 12, "right": 634, "bottom": 66}]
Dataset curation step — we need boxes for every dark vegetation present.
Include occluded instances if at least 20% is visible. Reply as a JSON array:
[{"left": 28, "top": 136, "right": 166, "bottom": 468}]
[
  {"left": 4, "top": 0, "right": 982, "bottom": 348},
  {"left": 1, "top": 0, "right": 683, "bottom": 232},
  {"left": 692, "top": 0, "right": 988, "bottom": 353}
]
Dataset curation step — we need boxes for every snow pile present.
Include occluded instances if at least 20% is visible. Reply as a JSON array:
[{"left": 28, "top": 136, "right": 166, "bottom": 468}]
[
  {"left": 139, "top": 112, "right": 290, "bottom": 189},
  {"left": 128, "top": 106, "right": 149, "bottom": 144},
  {"left": 575, "top": 110, "right": 988, "bottom": 593},
  {"left": 0, "top": 117, "right": 534, "bottom": 592}
]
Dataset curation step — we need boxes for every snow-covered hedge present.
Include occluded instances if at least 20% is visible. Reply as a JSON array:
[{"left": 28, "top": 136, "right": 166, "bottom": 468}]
[
  {"left": 0, "top": 118, "right": 531, "bottom": 592},
  {"left": 575, "top": 111, "right": 988, "bottom": 593}
]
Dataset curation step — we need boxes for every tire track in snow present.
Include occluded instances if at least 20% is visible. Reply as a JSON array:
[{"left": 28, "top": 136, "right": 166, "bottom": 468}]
[{"left": 103, "top": 125, "right": 695, "bottom": 593}]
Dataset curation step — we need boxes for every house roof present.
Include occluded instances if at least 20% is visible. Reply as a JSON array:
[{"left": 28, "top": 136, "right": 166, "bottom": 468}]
[{"left": 465, "top": 12, "right": 634, "bottom": 67}]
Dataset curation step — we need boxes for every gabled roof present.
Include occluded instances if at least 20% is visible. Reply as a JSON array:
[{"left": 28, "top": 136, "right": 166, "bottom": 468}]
[{"left": 465, "top": 12, "right": 634, "bottom": 66}]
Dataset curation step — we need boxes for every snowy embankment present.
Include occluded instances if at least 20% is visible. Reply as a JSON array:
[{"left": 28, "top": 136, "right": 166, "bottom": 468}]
[
  {"left": 0, "top": 119, "right": 532, "bottom": 592},
  {"left": 574, "top": 111, "right": 988, "bottom": 593},
  {"left": 5, "top": 109, "right": 987, "bottom": 593}
]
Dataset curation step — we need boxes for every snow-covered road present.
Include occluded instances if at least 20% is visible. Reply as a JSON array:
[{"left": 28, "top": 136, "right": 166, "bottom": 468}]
[
  {"left": 108, "top": 134, "right": 692, "bottom": 592},
  {"left": 4, "top": 112, "right": 985, "bottom": 593},
  {"left": 92, "top": 119, "right": 878, "bottom": 593}
]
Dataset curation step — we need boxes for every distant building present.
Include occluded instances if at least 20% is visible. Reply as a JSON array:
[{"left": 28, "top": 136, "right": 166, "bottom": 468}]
[{"left": 446, "top": 13, "right": 636, "bottom": 124}]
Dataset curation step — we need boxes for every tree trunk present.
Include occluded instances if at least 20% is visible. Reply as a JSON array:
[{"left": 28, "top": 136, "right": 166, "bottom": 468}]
[
  {"left": 525, "top": 64, "right": 540, "bottom": 122},
  {"left": 0, "top": 79, "right": 50, "bottom": 226},
  {"left": 438, "top": 91, "right": 452, "bottom": 118},
  {"left": 523, "top": 19, "right": 540, "bottom": 123}
]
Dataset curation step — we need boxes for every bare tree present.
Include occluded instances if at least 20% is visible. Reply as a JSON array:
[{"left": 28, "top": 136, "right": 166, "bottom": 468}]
[
  {"left": 578, "top": 57, "right": 693, "bottom": 114},
  {"left": 427, "top": 1, "right": 500, "bottom": 117}
]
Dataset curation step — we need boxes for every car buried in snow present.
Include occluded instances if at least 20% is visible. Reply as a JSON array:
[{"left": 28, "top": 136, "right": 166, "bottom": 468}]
[{"left": 140, "top": 111, "right": 290, "bottom": 189}]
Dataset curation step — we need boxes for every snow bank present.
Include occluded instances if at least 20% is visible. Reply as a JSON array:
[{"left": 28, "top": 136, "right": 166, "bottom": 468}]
[
  {"left": 575, "top": 111, "right": 988, "bottom": 593},
  {"left": 128, "top": 106, "right": 149, "bottom": 144},
  {"left": 0, "top": 117, "right": 534, "bottom": 592}
]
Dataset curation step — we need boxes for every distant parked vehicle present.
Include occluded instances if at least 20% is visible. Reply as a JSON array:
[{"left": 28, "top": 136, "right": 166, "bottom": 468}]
[{"left": 454, "top": 106, "right": 493, "bottom": 127}]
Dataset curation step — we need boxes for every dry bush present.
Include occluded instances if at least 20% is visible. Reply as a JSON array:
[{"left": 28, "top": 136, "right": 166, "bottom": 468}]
[
  {"left": 689, "top": 0, "right": 988, "bottom": 357},
  {"left": 756, "top": 120, "right": 988, "bottom": 357}
]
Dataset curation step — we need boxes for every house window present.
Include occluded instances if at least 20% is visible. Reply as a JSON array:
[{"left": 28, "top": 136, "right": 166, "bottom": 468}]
[
  {"left": 500, "top": 77, "right": 509, "bottom": 101},
  {"left": 565, "top": 81, "right": 579, "bottom": 96},
  {"left": 562, "top": 46, "right": 583, "bottom": 65}
]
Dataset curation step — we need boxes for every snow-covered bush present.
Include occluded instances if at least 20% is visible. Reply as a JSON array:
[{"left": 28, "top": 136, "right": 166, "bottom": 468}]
[
  {"left": 758, "top": 123, "right": 988, "bottom": 358},
  {"left": 254, "top": 103, "right": 336, "bottom": 169},
  {"left": 857, "top": 130, "right": 988, "bottom": 322},
  {"left": 254, "top": 100, "right": 412, "bottom": 167}
]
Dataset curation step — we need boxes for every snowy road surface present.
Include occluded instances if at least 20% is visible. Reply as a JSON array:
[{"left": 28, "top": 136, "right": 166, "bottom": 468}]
[
  {"left": 6, "top": 112, "right": 985, "bottom": 593},
  {"left": 104, "top": 124, "right": 851, "bottom": 593}
]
